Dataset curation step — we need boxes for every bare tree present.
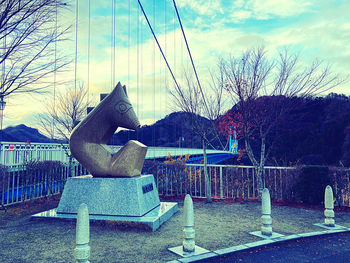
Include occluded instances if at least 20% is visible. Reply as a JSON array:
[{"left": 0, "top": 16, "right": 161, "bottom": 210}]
[
  {"left": 221, "top": 47, "right": 345, "bottom": 197},
  {"left": 37, "top": 83, "right": 90, "bottom": 141},
  {"left": 37, "top": 83, "right": 92, "bottom": 177},
  {"left": 169, "top": 69, "right": 228, "bottom": 202},
  {"left": 0, "top": 0, "right": 69, "bottom": 99}
]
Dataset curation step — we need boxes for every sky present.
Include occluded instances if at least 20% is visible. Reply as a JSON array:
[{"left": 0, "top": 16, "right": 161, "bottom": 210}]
[{"left": 3, "top": 0, "right": 350, "bottom": 134}]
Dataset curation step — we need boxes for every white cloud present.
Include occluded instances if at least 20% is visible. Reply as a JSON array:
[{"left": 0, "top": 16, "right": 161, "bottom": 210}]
[
  {"left": 246, "top": 0, "right": 314, "bottom": 20},
  {"left": 177, "top": 0, "right": 224, "bottom": 16},
  {"left": 230, "top": 10, "right": 252, "bottom": 23},
  {"left": 4, "top": 0, "right": 350, "bottom": 129}
]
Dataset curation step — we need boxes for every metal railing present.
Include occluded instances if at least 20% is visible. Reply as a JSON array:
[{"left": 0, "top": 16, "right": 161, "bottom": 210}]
[
  {"left": 0, "top": 142, "right": 71, "bottom": 165},
  {"left": 154, "top": 164, "right": 298, "bottom": 200},
  {"left": 2, "top": 160, "right": 350, "bottom": 208},
  {"left": 0, "top": 142, "right": 231, "bottom": 166},
  {"left": 153, "top": 164, "right": 350, "bottom": 207},
  {"left": 0, "top": 163, "right": 89, "bottom": 207}
]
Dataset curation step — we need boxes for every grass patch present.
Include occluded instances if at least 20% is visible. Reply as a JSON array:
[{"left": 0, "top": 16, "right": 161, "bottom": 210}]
[{"left": 1, "top": 198, "right": 350, "bottom": 262}]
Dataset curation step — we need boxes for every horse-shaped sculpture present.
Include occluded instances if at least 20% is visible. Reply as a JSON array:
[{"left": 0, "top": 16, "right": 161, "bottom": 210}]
[{"left": 69, "top": 82, "right": 147, "bottom": 177}]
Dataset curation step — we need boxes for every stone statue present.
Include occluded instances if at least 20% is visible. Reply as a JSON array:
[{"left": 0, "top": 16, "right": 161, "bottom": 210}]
[{"left": 69, "top": 82, "right": 147, "bottom": 177}]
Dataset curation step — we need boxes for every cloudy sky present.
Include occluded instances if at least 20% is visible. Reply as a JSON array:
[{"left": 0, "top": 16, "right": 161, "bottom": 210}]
[{"left": 3, "top": 0, "right": 350, "bottom": 132}]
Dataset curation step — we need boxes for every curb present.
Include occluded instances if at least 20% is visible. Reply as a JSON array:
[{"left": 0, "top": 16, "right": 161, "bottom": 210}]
[{"left": 167, "top": 227, "right": 350, "bottom": 263}]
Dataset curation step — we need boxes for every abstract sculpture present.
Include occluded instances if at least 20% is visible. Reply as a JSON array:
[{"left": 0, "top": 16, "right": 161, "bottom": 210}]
[
  {"left": 51, "top": 82, "right": 178, "bottom": 231},
  {"left": 69, "top": 82, "right": 147, "bottom": 177}
]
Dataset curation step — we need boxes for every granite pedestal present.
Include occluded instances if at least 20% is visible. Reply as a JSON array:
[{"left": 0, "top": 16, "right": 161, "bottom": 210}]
[{"left": 33, "top": 174, "right": 178, "bottom": 231}]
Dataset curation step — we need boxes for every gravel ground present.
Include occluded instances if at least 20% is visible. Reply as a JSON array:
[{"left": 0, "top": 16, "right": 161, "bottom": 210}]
[{"left": 1, "top": 197, "right": 350, "bottom": 263}]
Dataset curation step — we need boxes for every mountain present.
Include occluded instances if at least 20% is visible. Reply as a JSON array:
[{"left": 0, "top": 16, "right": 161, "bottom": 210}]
[
  {"left": 2, "top": 92, "right": 350, "bottom": 166},
  {"left": 1, "top": 124, "right": 53, "bottom": 143},
  {"left": 109, "top": 112, "right": 212, "bottom": 148},
  {"left": 0, "top": 112, "right": 214, "bottom": 148}
]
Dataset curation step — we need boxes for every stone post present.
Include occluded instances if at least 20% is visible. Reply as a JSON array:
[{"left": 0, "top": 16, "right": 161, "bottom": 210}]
[
  {"left": 261, "top": 188, "right": 272, "bottom": 236},
  {"left": 74, "top": 203, "right": 90, "bottom": 263},
  {"left": 183, "top": 194, "right": 195, "bottom": 253},
  {"left": 324, "top": 185, "right": 335, "bottom": 227}
]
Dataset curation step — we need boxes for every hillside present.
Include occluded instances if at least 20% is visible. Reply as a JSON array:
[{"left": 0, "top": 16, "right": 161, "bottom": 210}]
[
  {"left": 109, "top": 112, "right": 211, "bottom": 148},
  {"left": 2, "top": 92, "right": 350, "bottom": 166},
  {"left": 0, "top": 112, "right": 212, "bottom": 148},
  {"left": 1, "top": 124, "right": 53, "bottom": 143}
]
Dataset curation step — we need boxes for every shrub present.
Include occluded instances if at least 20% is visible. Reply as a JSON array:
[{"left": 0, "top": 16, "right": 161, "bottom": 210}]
[
  {"left": 294, "top": 165, "right": 331, "bottom": 205},
  {"left": 24, "top": 160, "right": 65, "bottom": 198}
]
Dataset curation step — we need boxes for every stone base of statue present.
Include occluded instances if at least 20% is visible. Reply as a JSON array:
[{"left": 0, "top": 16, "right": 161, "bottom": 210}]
[
  {"left": 32, "top": 175, "right": 178, "bottom": 231},
  {"left": 57, "top": 175, "right": 161, "bottom": 216}
]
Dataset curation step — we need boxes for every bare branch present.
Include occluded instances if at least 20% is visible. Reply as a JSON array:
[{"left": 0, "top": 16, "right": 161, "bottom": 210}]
[
  {"left": 0, "top": 0, "right": 70, "bottom": 99},
  {"left": 221, "top": 47, "right": 345, "bottom": 194},
  {"left": 36, "top": 83, "right": 93, "bottom": 141},
  {"left": 169, "top": 69, "right": 227, "bottom": 150}
]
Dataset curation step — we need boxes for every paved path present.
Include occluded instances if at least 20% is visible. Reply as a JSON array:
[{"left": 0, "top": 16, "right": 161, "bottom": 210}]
[{"left": 204, "top": 232, "right": 350, "bottom": 263}]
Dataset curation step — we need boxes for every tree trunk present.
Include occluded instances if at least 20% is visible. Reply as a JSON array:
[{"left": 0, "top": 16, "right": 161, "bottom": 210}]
[
  {"left": 203, "top": 139, "right": 212, "bottom": 202},
  {"left": 245, "top": 137, "right": 265, "bottom": 200},
  {"left": 68, "top": 156, "right": 75, "bottom": 178},
  {"left": 257, "top": 136, "right": 267, "bottom": 198},
  {"left": 256, "top": 165, "right": 264, "bottom": 199}
]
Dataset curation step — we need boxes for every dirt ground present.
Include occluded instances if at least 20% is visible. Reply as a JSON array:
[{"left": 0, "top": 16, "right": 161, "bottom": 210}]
[{"left": 1, "top": 197, "right": 350, "bottom": 263}]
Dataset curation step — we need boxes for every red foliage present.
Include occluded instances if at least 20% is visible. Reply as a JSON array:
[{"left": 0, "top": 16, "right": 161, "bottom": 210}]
[{"left": 217, "top": 110, "right": 244, "bottom": 139}]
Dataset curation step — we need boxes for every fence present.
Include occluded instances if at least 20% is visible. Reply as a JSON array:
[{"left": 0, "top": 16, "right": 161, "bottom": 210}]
[
  {"left": 0, "top": 162, "right": 89, "bottom": 207},
  {"left": 2, "top": 160, "right": 350, "bottom": 208},
  {"left": 152, "top": 164, "right": 350, "bottom": 206},
  {"left": 329, "top": 166, "right": 350, "bottom": 207},
  {"left": 0, "top": 142, "right": 71, "bottom": 165},
  {"left": 0, "top": 142, "right": 122, "bottom": 166},
  {"left": 153, "top": 163, "right": 298, "bottom": 201}
]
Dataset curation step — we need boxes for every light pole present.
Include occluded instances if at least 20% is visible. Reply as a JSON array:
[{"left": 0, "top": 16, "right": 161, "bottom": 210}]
[{"left": 0, "top": 95, "right": 6, "bottom": 164}]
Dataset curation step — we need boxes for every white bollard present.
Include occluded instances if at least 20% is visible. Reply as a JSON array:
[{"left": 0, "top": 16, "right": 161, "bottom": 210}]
[
  {"left": 324, "top": 185, "right": 335, "bottom": 227},
  {"left": 261, "top": 188, "right": 272, "bottom": 236},
  {"left": 74, "top": 203, "right": 90, "bottom": 263},
  {"left": 183, "top": 194, "right": 195, "bottom": 253}
]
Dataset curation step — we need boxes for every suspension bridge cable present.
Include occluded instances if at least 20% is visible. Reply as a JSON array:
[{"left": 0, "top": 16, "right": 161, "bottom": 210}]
[
  {"left": 173, "top": 9, "right": 176, "bottom": 79},
  {"left": 128, "top": 0, "right": 130, "bottom": 89},
  {"left": 164, "top": 0, "right": 167, "bottom": 116},
  {"left": 137, "top": 4, "right": 140, "bottom": 116},
  {"left": 137, "top": 0, "right": 182, "bottom": 98},
  {"left": 137, "top": 4, "right": 140, "bottom": 140},
  {"left": 140, "top": 12, "right": 144, "bottom": 142},
  {"left": 87, "top": 0, "right": 91, "bottom": 103},
  {"left": 171, "top": 0, "right": 209, "bottom": 114},
  {"left": 152, "top": 0, "right": 156, "bottom": 148},
  {"left": 74, "top": 0, "right": 79, "bottom": 91},
  {"left": 53, "top": 0, "right": 58, "bottom": 139},
  {"left": 172, "top": 0, "right": 225, "bottom": 150},
  {"left": 173, "top": 5, "right": 178, "bottom": 145},
  {"left": 113, "top": 0, "right": 116, "bottom": 87},
  {"left": 110, "top": 0, "right": 115, "bottom": 90}
]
